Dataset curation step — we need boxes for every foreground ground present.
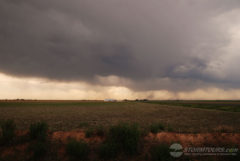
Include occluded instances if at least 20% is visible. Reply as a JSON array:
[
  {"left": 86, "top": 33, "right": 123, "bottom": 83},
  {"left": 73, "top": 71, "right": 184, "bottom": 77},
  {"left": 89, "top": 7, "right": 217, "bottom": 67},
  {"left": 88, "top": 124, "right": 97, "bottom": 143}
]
[
  {"left": 0, "top": 100, "right": 240, "bottom": 161},
  {"left": 0, "top": 100, "right": 240, "bottom": 132},
  {"left": 1, "top": 129, "right": 239, "bottom": 161}
]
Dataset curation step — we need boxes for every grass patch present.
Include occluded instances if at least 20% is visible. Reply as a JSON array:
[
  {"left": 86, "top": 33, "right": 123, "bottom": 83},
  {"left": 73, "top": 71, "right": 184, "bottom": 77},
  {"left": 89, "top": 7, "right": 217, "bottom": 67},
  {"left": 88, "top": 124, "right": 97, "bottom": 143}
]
[
  {"left": 66, "top": 139, "right": 89, "bottom": 161},
  {"left": 150, "top": 123, "right": 165, "bottom": 134},
  {"left": 0, "top": 119, "right": 16, "bottom": 145},
  {"left": 29, "top": 122, "right": 48, "bottom": 141},
  {"left": 146, "top": 100, "right": 240, "bottom": 112},
  {"left": 98, "top": 123, "right": 141, "bottom": 159},
  {"left": 108, "top": 123, "right": 141, "bottom": 155}
]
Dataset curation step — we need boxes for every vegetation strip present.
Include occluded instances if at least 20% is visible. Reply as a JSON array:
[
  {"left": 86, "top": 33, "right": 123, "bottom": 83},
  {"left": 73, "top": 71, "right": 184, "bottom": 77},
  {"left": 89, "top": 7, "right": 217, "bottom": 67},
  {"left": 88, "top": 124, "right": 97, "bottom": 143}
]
[{"left": 1, "top": 120, "right": 240, "bottom": 161}]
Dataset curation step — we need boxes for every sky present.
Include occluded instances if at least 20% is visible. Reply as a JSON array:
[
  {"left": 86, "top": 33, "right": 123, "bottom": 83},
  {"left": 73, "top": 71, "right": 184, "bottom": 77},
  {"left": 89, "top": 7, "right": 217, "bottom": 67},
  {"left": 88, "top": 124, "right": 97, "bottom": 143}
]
[{"left": 0, "top": 0, "right": 240, "bottom": 100}]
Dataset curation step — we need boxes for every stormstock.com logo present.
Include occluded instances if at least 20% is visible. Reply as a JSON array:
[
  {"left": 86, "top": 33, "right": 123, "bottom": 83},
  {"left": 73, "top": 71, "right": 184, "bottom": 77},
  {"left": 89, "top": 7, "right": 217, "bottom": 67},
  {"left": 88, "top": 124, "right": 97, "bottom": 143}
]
[{"left": 169, "top": 143, "right": 183, "bottom": 158}]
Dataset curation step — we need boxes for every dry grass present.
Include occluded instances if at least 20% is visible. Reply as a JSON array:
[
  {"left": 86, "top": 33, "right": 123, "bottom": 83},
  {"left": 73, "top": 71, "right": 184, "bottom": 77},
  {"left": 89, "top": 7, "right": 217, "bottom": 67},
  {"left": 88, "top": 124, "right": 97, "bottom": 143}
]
[{"left": 0, "top": 101, "right": 240, "bottom": 132}]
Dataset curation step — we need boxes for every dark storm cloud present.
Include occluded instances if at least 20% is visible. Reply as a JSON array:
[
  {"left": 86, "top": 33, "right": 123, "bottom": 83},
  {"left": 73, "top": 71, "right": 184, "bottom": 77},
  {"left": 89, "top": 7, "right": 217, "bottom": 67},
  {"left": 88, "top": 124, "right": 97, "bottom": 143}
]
[{"left": 0, "top": 0, "right": 240, "bottom": 91}]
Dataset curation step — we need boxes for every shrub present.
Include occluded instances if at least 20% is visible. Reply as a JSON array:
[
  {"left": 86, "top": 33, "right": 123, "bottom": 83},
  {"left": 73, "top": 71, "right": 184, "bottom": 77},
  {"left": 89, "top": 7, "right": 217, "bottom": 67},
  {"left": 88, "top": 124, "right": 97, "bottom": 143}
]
[
  {"left": 66, "top": 139, "right": 89, "bottom": 161},
  {"left": 150, "top": 123, "right": 165, "bottom": 134},
  {"left": 108, "top": 123, "right": 141, "bottom": 155},
  {"left": 98, "top": 123, "right": 141, "bottom": 159},
  {"left": 150, "top": 144, "right": 173, "bottom": 161},
  {"left": 0, "top": 119, "right": 16, "bottom": 144},
  {"left": 85, "top": 128, "right": 94, "bottom": 138},
  {"left": 29, "top": 122, "right": 48, "bottom": 141},
  {"left": 30, "top": 142, "right": 48, "bottom": 160}
]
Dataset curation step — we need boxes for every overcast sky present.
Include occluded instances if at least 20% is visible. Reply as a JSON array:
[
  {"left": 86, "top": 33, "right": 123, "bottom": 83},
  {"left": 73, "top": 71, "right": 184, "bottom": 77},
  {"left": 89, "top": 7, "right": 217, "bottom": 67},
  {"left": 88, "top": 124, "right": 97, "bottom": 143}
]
[{"left": 1, "top": 0, "right": 240, "bottom": 99}]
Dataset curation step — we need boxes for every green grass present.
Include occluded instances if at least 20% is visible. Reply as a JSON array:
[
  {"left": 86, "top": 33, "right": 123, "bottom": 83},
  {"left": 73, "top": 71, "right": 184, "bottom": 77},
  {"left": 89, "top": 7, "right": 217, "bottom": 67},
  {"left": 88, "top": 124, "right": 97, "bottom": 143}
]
[
  {"left": 1, "top": 100, "right": 239, "bottom": 112},
  {"left": 146, "top": 100, "right": 240, "bottom": 112},
  {"left": 150, "top": 123, "right": 165, "bottom": 134}
]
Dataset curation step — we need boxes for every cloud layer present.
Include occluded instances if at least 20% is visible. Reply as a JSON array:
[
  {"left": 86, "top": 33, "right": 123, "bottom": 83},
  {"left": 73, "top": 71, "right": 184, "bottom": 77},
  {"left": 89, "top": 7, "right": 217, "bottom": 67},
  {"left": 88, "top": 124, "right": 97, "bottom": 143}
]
[
  {"left": 2, "top": 73, "right": 240, "bottom": 100},
  {"left": 1, "top": 0, "right": 240, "bottom": 94}
]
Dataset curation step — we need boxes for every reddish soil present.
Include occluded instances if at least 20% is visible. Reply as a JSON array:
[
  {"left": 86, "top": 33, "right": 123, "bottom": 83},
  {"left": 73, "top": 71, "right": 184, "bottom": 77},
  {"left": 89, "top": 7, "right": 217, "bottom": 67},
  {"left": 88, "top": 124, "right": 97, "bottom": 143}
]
[
  {"left": 15, "top": 130, "right": 28, "bottom": 137},
  {"left": 145, "top": 132, "right": 240, "bottom": 147},
  {"left": 51, "top": 130, "right": 240, "bottom": 147},
  {"left": 1, "top": 143, "right": 29, "bottom": 158},
  {"left": 52, "top": 130, "right": 103, "bottom": 143}
]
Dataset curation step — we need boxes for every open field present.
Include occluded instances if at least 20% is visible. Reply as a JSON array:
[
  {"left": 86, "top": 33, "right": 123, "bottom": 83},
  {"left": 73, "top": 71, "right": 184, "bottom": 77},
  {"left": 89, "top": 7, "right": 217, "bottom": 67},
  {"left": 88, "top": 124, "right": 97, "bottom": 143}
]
[
  {"left": 1, "top": 100, "right": 240, "bottom": 132},
  {"left": 146, "top": 100, "right": 240, "bottom": 112}
]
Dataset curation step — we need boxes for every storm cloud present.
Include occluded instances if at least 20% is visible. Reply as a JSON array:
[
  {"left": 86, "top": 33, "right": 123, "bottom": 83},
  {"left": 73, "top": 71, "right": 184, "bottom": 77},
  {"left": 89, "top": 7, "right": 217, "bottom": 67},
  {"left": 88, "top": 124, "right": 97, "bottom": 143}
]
[{"left": 1, "top": 0, "right": 240, "bottom": 92}]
